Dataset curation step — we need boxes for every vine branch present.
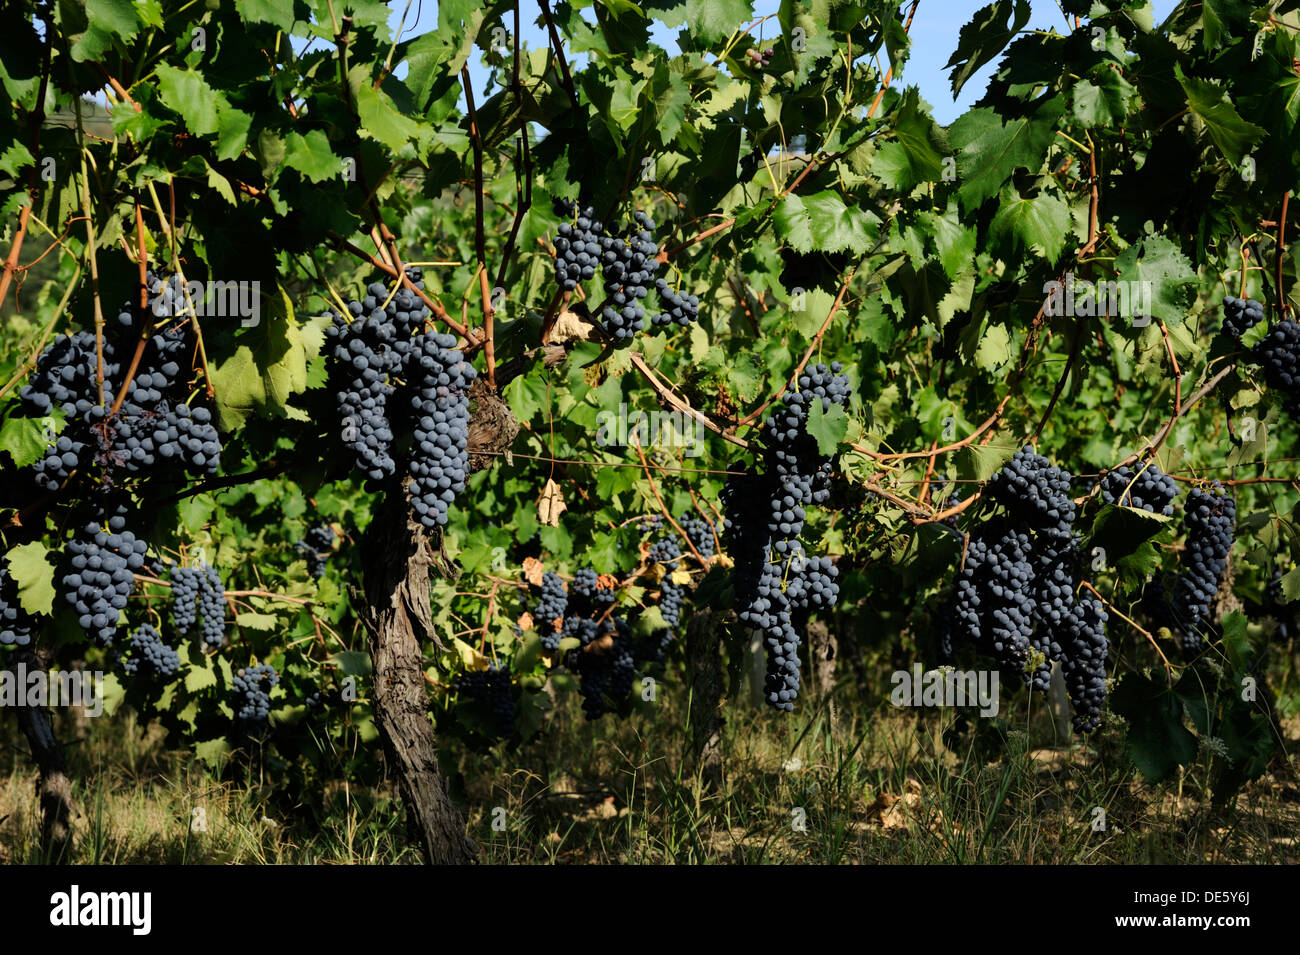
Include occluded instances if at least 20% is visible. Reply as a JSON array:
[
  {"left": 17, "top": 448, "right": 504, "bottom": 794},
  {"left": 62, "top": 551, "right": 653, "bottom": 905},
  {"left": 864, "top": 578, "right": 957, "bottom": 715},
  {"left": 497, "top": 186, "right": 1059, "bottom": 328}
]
[
  {"left": 1278, "top": 190, "right": 1291, "bottom": 317},
  {"left": 538, "top": 0, "right": 580, "bottom": 112},
  {"left": 737, "top": 266, "right": 857, "bottom": 427},
  {"left": 630, "top": 436, "right": 709, "bottom": 569},
  {"left": 0, "top": 2, "right": 52, "bottom": 311},
  {"left": 627, "top": 352, "right": 750, "bottom": 452},
  {"left": 460, "top": 65, "right": 496, "bottom": 388}
]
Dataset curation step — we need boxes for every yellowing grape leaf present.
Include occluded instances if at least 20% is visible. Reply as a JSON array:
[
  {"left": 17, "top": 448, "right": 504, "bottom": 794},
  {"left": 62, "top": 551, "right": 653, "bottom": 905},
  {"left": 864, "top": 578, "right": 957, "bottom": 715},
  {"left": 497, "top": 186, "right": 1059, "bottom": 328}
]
[{"left": 452, "top": 636, "right": 489, "bottom": 671}]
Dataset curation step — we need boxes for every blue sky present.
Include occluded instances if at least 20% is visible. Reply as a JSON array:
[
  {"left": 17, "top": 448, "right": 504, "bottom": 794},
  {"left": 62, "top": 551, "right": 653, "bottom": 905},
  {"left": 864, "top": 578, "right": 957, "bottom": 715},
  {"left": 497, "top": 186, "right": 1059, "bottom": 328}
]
[{"left": 384, "top": 0, "right": 1182, "bottom": 124}]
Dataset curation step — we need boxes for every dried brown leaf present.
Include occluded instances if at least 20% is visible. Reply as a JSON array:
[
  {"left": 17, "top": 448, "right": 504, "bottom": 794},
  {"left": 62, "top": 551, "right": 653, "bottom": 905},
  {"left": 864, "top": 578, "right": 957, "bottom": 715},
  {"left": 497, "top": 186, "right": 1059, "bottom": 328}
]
[
  {"left": 547, "top": 307, "right": 597, "bottom": 345},
  {"left": 538, "top": 478, "right": 567, "bottom": 526},
  {"left": 521, "top": 556, "right": 546, "bottom": 587}
]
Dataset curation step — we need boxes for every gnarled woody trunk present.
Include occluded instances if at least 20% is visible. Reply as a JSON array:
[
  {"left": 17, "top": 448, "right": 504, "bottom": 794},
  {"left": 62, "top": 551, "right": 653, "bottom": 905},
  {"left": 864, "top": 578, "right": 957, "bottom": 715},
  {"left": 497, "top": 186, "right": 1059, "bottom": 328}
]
[
  {"left": 12, "top": 649, "right": 75, "bottom": 861},
  {"left": 360, "top": 482, "right": 474, "bottom": 864},
  {"left": 685, "top": 609, "right": 724, "bottom": 790}
]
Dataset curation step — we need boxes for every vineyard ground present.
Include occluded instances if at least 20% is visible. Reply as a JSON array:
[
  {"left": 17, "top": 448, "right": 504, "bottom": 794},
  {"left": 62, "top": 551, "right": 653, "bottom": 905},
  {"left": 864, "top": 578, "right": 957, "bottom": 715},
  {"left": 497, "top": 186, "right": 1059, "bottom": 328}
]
[{"left": 2, "top": 685, "right": 1296, "bottom": 864}]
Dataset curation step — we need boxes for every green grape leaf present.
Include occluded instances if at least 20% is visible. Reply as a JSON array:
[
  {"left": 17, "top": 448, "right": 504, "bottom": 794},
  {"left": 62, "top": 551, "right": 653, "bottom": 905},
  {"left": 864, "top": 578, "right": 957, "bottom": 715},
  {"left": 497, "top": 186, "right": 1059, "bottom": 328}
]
[
  {"left": 0, "top": 18, "right": 44, "bottom": 101},
  {"left": 989, "top": 186, "right": 1071, "bottom": 265},
  {"left": 1115, "top": 540, "right": 1163, "bottom": 582},
  {"left": 209, "top": 285, "right": 308, "bottom": 428},
  {"left": 672, "top": 0, "right": 753, "bottom": 44},
  {"left": 0, "top": 411, "right": 61, "bottom": 469},
  {"left": 1089, "top": 503, "right": 1172, "bottom": 565},
  {"left": 504, "top": 371, "right": 546, "bottom": 425},
  {"left": 1112, "top": 235, "right": 1197, "bottom": 324},
  {"left": 70, "top": 0, "right": 141, "bottom": 60},
  {"left": 1277, "top": 567, "right": 1300, "bottom": 604},
  {"left": 937, "top": 271, "right": 975, "bottom": 329},
  {"left": 215, "top": 103, "right": 253, "bottom": 162},
  {"left": 873, "top": 87, "right": 948, "bottom": 191},
  {"left": 807, "top": 399, "right": 849, "bottom": 456},
  {"left": 96, "top": 671, "right": 125, "bottom": 718},
  {"left": 1209, "top": 691, "right": 1275, "bottom": 806},
  {"left": 194, "top": 738, "right": 232, "bottom": 767},
  {"left": 1111, "top": 673, "right": 1198, "bottom": 781},
  {"left": 0, "top": 140, "right": 34, "bottom": 179},
  {"left": 512, "top": 631, "right": 544, "bottom": 676},
  {"left": 773, "top": 191, "right": 878, "bottom": 254},
  {"left": 283, "top": 129, "right": 345, "bottom": 183},
  {"left": 155, "top": 64, "right": 221, "bottom": 136},
  {"left": 6, "top": 541, "right": 56, "bottom": 616},
  {"left": 1175, "top": 63, "right": 1265, "bottom": 166},
  {"left": 957, "top": 442, "right": 1017, "bottom": 482},
  {"left": 1256, "top": 72, "right": 1300, "bottom": 139},
  {"left": 1220, "top": 610, "right": 1250, "bottom": 671},
  {"left": 944, "top": 0, "right": 1031, "bottom": 96},
  {"left": 1200, "top": 0, "right": 1228, "bottom": 50},
  {"left": 330, "top": 650, "right": 374, "bottom": 678},
  {"left": 235, "top": 612, "right": 279, "bottom": 631},
  {"left": 973, "top": 320, "right": 1012, "bottom": 370},
  {"left": 185, "top": 654, "right": 218, "bottom": 692},
  {"left": 650, "top": 64, "right": 691, "bottom": 143},
  {"left": 1072, "top": 68, "right": 1136, "bottom": 128},
  {"left": 234, "top": 0, "right": 299, "bottom": 31},
  {"left": 949, "top": 98, "right": 1063, "bottom": 211},
  {"left": 354, "top": 81, "right": 422, "bottom": 152},
  {"left": 919, "top": 208, "right": 977, "bottom": 280}
]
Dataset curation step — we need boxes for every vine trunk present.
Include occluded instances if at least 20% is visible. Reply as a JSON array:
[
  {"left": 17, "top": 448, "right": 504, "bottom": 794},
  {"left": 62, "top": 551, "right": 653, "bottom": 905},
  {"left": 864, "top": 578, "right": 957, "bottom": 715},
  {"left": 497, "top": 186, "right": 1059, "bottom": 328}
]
[{"left": 360, "top": 482, "right": 475, "bottom": 864}]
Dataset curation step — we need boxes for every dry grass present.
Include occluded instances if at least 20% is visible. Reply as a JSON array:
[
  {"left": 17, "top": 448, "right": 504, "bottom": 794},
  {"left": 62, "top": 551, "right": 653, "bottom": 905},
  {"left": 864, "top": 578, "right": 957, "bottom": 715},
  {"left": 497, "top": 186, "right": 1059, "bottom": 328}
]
[
  {"left": 459, "top": 691, "right": 1300, "bottom": 864},
  {"left": 0, "top": 711, "right": 418, "bottom": 865},
  {"left": 2, "top": 690, "right": 1296, "bottom": 864}
]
